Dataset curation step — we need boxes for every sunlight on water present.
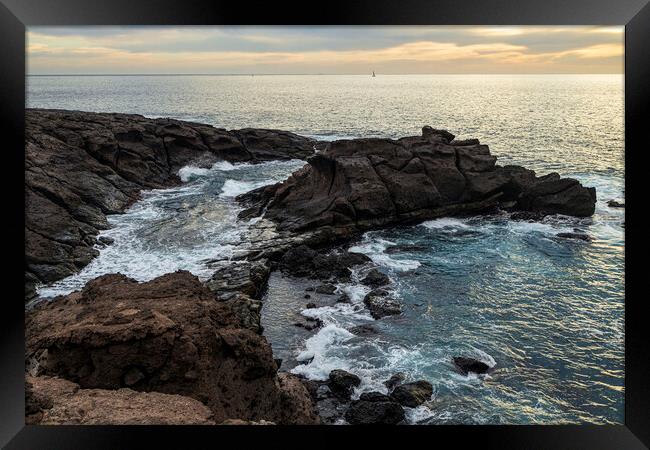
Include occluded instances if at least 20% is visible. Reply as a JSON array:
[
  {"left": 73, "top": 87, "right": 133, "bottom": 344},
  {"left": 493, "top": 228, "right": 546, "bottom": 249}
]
[{"left": 29, "top": 74, "right": 624, "bottom": 424}]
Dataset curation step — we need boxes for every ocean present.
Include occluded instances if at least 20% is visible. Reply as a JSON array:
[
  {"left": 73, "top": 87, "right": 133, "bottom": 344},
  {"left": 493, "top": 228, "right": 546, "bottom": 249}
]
[{"left": 27, "top": 74, "right": 625, "bottom": 424}]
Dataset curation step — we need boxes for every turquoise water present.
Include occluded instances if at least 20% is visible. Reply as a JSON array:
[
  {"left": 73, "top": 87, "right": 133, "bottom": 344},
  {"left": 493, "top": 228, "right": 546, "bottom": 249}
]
[{"left": 28, "top": 74, "right": 624, "bottom": 424}]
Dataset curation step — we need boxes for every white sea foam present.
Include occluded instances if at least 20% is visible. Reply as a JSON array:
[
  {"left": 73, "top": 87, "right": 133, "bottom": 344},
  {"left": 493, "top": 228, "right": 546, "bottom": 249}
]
[
  {"left": 291, "top": 324, "right": 355, "bottom": 380},
  {"left": 349, "top": 236, "right": 421, "bottom": 271},
  {"left": 178, "top": 165, "right": 211, "bottom": 182},
  {"left": 405, "top": 405, "right": 436, "bottom": 424},
  {"left": 219, "top": 179, "right": 271, "bottom": 197},
  {"left": 420, "top": 217, "right": 471, "bottom": 229}
]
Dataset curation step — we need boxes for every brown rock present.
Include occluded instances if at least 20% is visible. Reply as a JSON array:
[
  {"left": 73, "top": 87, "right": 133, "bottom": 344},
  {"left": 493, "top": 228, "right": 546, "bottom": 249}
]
[
  {"left": 26, "top": 375, "right": 215, "bottom": 425},
  {"left": 25, "top": 270, "right": 318, "bottom": 424}
]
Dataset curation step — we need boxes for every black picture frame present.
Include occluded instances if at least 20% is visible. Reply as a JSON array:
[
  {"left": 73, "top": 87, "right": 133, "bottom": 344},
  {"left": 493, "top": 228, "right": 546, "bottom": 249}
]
[{"left": 1, "top": 0, "right": 647, "bottom": 447}]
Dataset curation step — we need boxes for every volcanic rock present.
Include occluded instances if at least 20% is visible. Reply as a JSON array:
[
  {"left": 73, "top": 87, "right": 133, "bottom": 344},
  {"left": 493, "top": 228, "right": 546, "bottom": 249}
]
[
  {"left": 453, "top": 356, "right": 492, "bottom": 375},
  {"left": 361, "top": 269, "right": 390, "bottom": 288},
  {"left": 384, "top": 373, "right": 406, "bottom": 391},
  {"left": 607, "top": 199, "right": 625, "bottom": 208},
  {"left": 363, "top": 289, "right": 402, "bottom": 319},
  {"left": 25, "top": 109, "right": 316, "bottom": 298},
  {"left": 328, "top": 369, "right": 361, "bottom": 399},
  {"left": 390, "top": 381, "right": 433, "bottom": 407},
  {"left": 345, "top": 399, "right": 405, "bottom": 425},
  {"left": 25, "top": 270, "right": 318, "bottom": 424},
  {"left": 278, "top": 245, "right": 370, "bottom": 280},
  {"left": 238, "top": 127, "right": 596, "bottom": 244},
  {"left": 26, "top": 375, "right": 215, "bottom": 425}
]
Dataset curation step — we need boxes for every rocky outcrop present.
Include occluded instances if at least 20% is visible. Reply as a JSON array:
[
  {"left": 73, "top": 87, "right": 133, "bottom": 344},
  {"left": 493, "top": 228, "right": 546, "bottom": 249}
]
[
  {"left": 26, "top": 375, "right": 215, "bottom": 425},
  {"left": 363, "top": 289, "right": 402, "bottom": 319},
  {"left": 345, "top": 396, "right": 405, "bottom": 425},
  {"left": 25, "top": 270, "right": 319, "bottom": 424},
  {"left": 25, "top": 109, "right": 315, "bottom": 299},
  {"left": 453, "top": 357, "right": 492, "bottom": 375},
  {"left": 238, "top": 127, "right": 596, "bottom": 242},
  {"left": 277, "top": 245, "right": 371, "bottom": 281},
  {"left": 390, "top": 381, "right": 433, "bottom": 407}
]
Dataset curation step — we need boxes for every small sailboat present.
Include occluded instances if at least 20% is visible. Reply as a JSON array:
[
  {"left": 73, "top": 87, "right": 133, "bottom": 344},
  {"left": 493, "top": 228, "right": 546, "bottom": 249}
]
[{"left": 372, "top": 71, "right": 376, "bottom": 77}]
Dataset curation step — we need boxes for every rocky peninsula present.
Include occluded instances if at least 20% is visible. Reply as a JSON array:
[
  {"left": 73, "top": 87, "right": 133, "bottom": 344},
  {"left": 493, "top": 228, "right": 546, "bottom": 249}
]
[{"left": 25, "top": 109, "right": 597, "bottom": 425}]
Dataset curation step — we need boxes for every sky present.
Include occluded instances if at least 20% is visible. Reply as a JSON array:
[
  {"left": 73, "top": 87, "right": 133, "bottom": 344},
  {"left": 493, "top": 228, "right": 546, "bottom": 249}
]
[{"left": 27, "top": 26, "right": 624, "bottom": 75}]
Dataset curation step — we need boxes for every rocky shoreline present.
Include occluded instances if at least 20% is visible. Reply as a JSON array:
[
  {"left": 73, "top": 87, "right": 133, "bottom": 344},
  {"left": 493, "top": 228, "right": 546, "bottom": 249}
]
[
  {"left": 25, "top": 109, "right": 598, "bottom": 425},
  {"left": 25, "top": 109, "right": 316, "bottom": 300}
]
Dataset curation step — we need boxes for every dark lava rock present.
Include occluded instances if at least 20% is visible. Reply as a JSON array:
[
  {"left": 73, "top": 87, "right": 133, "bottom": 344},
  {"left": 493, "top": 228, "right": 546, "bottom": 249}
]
[
  {"left": 315, "top": 398, "right": 347, "bottom": 424},
  {"left": 363, "top": 289, "right": 402, "bottom": 319},
  {"left": 278, "top": 245, "right": 371, "bottom": 281},
  {"left": 510, "top": 211, "right": 546, "bottom": 221},
  {"left": 453, "top": 357, "right": 491, "bottom": 375},
  {"left": 239, "top": 127, "right": 596, "bottom": 248},
  {"left": 345, "top": 399, "right": 405, "bottom": 425},
  {"left": 315, "top": 283, "right": 337, "bottom": 295},
  {"left": 304, "top": 294, "right": 312, "bottom": 299},
  {"left": 25, "top": 109, "right": 316, "bottom": 299},
  {"left": 305, "top": 302, "right": 317, "bottom": 309},
  {"left": 556, "top": 232, "right": 592, "bottom": 242},
  {"left": 359, "top": 391, "right": 392, "bottom": 402},
  {"left": 25, "top": 271, "right": 319, "bottom": 424},
  {"left": 607, "top": 200, "right": 625, "bottom": 208},
  {"left": 384, "top": 373, "right": 406, "bottom": 391},
  {"left": 422, "top": 125, "right": 455, "bottom": 143},
  {"left": 390, "top": 381, "right": 433, "bottom": 407},
  {"left": 350, "top": 324, "right": 379, "bottom": 337},
  {"left": 361, "top": 269, "right": 390, "bottom": 288},
  {"left": 328, "top": 370, "right": 361, "bottom": 399},
  {"left": 305, "top": 287, "right": 315, "bottom": 292},
  {"left": 97, "top": 236, "right": 115, "bottom": 246},
  {"left": 337, "top": 294, "right": 351, "bottom": 303},
  {"left": 451, "top": 138, "right": 480, "bottom": 146}
]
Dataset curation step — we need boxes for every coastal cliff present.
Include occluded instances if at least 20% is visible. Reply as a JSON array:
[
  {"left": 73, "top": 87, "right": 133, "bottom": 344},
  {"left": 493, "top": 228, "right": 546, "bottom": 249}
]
[{"left": 25, "top": 109, "right": 315, "bottom": 299}]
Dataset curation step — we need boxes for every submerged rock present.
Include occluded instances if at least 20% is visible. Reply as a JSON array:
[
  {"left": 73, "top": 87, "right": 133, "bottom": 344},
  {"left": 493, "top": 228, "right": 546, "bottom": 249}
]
[
  {"left": 25, "top": 271, "right": 319, "bottom": 424},
  {"left": 385, "top": 244, "right": 429, "bottom": 254},
  {"left": 390, "top": 381, "right": 433, "bottom": 407},
  {"left": 607, "top": 199, "right": 625, "bottom": 208},
  {"left": 361, "top": 269, "right": 390, "bottom": 288},
  {"left": 345, "top": 399, "right": 405, "bottom": 425},
  {"left": 350, "top": 324, "right": 379, "bottom": 337},
  {"left": 453, "top": 357, "right": 492, "bottom": 375}
]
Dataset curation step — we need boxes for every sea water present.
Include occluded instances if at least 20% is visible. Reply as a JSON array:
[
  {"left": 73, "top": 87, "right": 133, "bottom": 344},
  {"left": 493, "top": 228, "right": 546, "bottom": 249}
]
[{"left": 28, "top": 74, "right": 624, "bottom": 424}]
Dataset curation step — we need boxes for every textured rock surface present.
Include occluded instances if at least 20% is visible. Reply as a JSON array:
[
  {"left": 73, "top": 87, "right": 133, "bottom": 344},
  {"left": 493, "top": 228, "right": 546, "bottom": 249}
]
[
  {"left": 25, "top": 270, "right": 319, "bottom": 424},
  {"left": 26, "top": 375, "right": 215, "bottom": 425},
  {"left": 363, "top": 289, "right": 402, "bottom": 319},
  {"left": 238, "top": 127, "right": 596, "bottom": 241},
  {"left": 25, "top": 109, "right": 315, "bottom": 299},
  {"left": 453, "top": 357, "right": 492, "bottom": 375},
  {"left": 345, "top": 398, "right": 405, "bottom": 425},
  {"left": 390, "top": 380, "right": 433, "bottom": 407}
]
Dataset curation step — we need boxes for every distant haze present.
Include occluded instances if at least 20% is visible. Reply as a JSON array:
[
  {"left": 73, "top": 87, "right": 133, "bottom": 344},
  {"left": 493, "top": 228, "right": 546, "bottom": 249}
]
[{"left": 27, "top": 26, "right": 623, "bottom": 75}]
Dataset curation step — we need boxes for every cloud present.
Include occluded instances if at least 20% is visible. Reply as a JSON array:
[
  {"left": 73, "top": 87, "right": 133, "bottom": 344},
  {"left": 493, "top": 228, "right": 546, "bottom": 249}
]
[{"left": 27, "top": 26, "right": 623, "bottom": 74}]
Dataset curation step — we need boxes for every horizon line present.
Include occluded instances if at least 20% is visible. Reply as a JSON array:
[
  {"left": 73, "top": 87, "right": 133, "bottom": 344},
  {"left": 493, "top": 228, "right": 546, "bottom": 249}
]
[{"left": 27, "top": 72, "right": 624, "bottom": 76}]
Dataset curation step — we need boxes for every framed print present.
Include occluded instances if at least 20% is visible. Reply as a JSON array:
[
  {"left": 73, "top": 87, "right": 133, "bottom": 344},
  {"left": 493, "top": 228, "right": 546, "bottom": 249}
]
[{"left": 0, "top": 0, "right": 648, "bottom": 448}]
